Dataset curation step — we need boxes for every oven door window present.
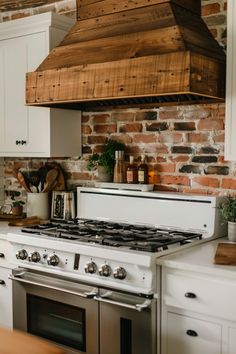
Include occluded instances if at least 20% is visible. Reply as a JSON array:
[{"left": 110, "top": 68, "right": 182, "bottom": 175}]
[{"left": 27, "top": 294, "right": 86, "bottom": 352}]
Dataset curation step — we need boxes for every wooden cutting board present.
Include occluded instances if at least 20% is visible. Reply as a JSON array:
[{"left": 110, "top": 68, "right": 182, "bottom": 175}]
[
  {"left": 0, "top": 213, "right": 26, "bottom": 221},
  {"left": 214, "top": 243, "right": 236, "bottom": 265},
  {"left": 8, "top": 216, "right": 41, "bottom": 227}
]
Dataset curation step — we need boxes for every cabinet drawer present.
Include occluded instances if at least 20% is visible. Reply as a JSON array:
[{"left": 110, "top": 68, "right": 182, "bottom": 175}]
[
  {"left": 167, "top": 312, "right": 222, "bottom": 354},
  {"left": 163, "top": 270, "right": 236, "bottom": 321},
  {"left": 0, "top": 239, "right": 10, "bottom": 267}
]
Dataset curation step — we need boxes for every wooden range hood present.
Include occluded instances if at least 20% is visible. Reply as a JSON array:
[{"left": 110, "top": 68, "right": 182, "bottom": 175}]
[{"left": 26, "top": 0, "right": 226, "bottom": 111}]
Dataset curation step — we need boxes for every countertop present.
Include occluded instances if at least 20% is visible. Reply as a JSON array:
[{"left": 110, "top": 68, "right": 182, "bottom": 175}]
[
  {"left": 157, "top": 237, "right": 236, "bottom": 279},
  {"left": 0, "top": 222, "right": 21, "bottom": 240}
]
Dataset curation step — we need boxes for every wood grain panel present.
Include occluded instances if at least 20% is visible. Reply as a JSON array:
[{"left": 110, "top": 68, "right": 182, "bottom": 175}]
[
  {"left": 26, "top": 52, "right": 191, "bottom": 104},
  {"left": 77, "top": 0, "right": 200, "bottom": 20},
  {"left": 38, "top": 26, "right": 184, "bottom": 70},
  {"left": 62, "top": 3, "right": 174, "bottom": 45}
]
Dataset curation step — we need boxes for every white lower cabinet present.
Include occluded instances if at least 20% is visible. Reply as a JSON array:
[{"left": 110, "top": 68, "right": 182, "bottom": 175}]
[
  {"left": 166, "top": 312, "right": 221, "bottom": 354},
  {"left": 0, "top": 267, "right": 12, "bottom": 329},
  {"left": 161, "top": 268, "right": 236, "bottom": 354}
]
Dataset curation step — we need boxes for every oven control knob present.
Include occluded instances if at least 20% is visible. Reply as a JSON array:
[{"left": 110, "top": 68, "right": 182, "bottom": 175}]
[
  {"left": 47, "top": 254, "right": 60, "bottom": 267},
  {"left": 84, "top": 261, "right": 97, "bottom": 274},
  {"left": 99, "top": 264, "right": 111, "bottom": 277},
  {"left": 113, "top": 267, "right": 127, "bottom": 280},
  {"left": 16, "top": 249, "right": 28, "bottom": 260},
  {"left": 28, "top": 251, "right": 41, "bottom": 263}
]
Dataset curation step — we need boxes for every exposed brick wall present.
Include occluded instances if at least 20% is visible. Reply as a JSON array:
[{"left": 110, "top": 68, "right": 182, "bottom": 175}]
[{"left": 2, "top": 0, "right": 232, "bottom": 205}]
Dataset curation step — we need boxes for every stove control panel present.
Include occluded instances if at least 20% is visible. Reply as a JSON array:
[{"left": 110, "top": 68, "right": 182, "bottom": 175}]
[{"left": 11, "top": 243, "right": 154, "bottom": 293}]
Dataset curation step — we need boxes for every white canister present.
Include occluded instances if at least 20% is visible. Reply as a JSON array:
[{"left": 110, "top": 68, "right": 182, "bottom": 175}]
[{"left": 27, "top": 192, "right": 49, "bottom": 220}]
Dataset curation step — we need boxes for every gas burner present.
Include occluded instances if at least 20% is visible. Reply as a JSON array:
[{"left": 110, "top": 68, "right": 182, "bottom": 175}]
[{"left": 21, "top": 219, "right": 203, "bottom": 253}]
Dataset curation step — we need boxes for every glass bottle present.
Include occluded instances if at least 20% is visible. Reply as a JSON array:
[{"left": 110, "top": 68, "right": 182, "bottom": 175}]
[
  {"left": 126, "top": 156, "right": 138, "bottom": 184},
  {"left": 113, "top": 150, "right": 125, "bottom": 183},
  {"left": 138, "top": 155, "right": 148, "bottom": 184}
]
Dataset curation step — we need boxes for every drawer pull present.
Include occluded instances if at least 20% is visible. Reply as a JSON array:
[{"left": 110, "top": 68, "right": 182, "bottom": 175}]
[
  {"left": 0, "top": 280, "right": 5, "bottom": 285},
  {"left": 0, "top": 253, "right": 4, "bottom": 258},
  {"left": 185, "top": 292, "right": 197, "bottom": 299},
  {"left": 186, "top": 329, "right": 198, "bottom": 337}
]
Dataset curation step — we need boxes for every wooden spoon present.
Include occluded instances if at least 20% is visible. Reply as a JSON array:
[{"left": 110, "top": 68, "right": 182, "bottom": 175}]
[
  {"left": 42, "top": 169, "right": 58, "bottom": 193},
  {"left": 17, "top": 171, "right": 31, "bottom": 193}
]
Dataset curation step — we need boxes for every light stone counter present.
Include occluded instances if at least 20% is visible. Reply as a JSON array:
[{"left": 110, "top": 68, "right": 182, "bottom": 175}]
[{"left": 157, "top": 237, "right": 236, "bottom": 280}]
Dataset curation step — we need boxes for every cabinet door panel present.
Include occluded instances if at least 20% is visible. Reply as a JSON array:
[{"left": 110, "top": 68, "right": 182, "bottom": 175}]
[
  {"left": 0, "top": 32, "right": 48, "bottom": 154},
  {"left": 228, "top": 327, "right": 236, "bottom": 354},
  {"left": 167, "top": 312, "right": 222, "bottom": 354},
  {"left": 0, "top": 267, "right": 12, "bottom": 329}
]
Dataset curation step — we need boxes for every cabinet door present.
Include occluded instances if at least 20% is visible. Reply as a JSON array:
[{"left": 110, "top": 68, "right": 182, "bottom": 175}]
[
  {"left": 0, "top": 267, "right": 12, "bottom": 329},
  {"left": 166, "top": 312, "right": 222, "bottom": 354},
  {"left": 228, "top": 327, "right": 236, "bottom": 354},
  {"left": 0, "top": 31, "right": 50, "bottom": 154}
]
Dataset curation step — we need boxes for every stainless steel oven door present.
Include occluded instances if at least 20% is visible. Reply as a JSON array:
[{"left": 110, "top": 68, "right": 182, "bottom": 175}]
[
  {"left": 95, "top": 288, "right": 157, "bottom": 354},
  {"left": 9, "top": 268, "right": 99, "bottom": 354}
]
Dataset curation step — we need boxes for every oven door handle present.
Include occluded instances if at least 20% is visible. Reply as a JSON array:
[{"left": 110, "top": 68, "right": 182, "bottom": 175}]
[
  {"left": 8, "top": 273, "right": 97, "bottom": 299},
  {"left": 94, "top": 295, "right": 151, "bottom": 312}
]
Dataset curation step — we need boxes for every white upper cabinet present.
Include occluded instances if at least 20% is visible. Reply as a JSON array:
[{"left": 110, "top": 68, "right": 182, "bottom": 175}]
[
  {"left": 225, "top": 0, "right": 236, "bottom": 160},
  {"left": 0, "top": 13, "right": 81, "bottom": 157}
]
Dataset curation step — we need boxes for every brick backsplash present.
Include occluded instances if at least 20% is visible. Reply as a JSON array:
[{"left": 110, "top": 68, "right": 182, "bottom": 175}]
[{"left": 2, "top": 0, "right": 233, "bottom": 205}]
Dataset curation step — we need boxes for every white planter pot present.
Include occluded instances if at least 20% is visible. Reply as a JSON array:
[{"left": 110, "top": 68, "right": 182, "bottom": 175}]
[{"left": 228, "top": 221, "right": 236, "bottom": 242}]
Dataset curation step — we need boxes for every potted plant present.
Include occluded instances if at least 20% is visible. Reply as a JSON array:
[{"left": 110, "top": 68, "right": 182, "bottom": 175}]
[
  {"left": 219, "top": 196, "right": 236, "bottom": 241},
  {"left": 87, "top": 139, "right": 125, "bottom": 181},
  {"left": 11, "top": 200, "right": 25, "bottom": 216}
]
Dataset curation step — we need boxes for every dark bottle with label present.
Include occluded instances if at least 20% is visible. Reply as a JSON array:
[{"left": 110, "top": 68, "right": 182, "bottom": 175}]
[
  {"left": 138, "top": 155, "right": 148, "bottom": 184},
  {"left": 126, "top": 156, "right": 138, "bottom": 184}
]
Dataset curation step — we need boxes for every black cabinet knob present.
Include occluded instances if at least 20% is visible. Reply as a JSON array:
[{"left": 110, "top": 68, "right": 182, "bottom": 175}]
[
  {"left": 15, "top": 140, "right": 27, "bottom": 145},
  {"left": 186, "top": 329, "right": 198, "bottom": 337},
  {"left": 0, "top": 253, "right": 4, "bottom": 258},
  {"left": 185, "top": 292, "right": 197, "bottom": 299},
  {"left": 0, "top": 280, "right": 5, "bottom": 285}
]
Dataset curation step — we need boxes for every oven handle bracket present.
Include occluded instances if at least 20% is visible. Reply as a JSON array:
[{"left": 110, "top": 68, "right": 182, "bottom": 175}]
[
  {"left": 8, "top": 273, "right": 97, "bottom": 299},
  {"left": 94, "top": 295, "right": 151, "bottom": 312}
]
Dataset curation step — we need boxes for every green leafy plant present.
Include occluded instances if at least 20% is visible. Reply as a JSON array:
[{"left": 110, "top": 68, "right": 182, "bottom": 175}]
[
  {"left": 87, "top": 139, "right": 125, "bottom": 175},
  {"left": 219, "top": 196, "right": 236, "bottom": 222},
  {"left": 12, "top": 200, "right": 25, "bottom": 207}
]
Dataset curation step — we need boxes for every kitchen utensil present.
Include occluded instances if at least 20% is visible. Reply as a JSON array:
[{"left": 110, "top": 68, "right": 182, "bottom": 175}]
[
  {"left": 28, "top": 171, "right": 40, "bottom": 193},
  {"left": 17, "top": 171, "right": 31, "bottom": 193},
  {"left": 42, "top": 169, "right": 58, "bottom": 193},
  {"left": 38, "top": 165, "right": 48, "bottom": 192},
  {"left": 8, "top": 216, "right": 41, "bottom": 226},
  {"left": 214, "top": 243, "right": 236, "bottom": 265},
  {"left": 53, "top": 166, "right": 66, "bottom": 191}
]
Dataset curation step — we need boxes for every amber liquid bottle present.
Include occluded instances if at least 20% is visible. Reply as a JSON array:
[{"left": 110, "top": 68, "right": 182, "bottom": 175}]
[
  {"left": 138, "top": 155, "right": 148, "bottom": 184},
  {"left": 126, "top": 156, "right": 138, "bottom": 184}
]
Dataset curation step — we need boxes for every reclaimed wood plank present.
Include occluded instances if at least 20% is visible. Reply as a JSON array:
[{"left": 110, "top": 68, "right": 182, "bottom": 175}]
[
  {"left": 38, "top": 26, "right": 184, "bottom": 71},
  {"left": 77, "top": 0, "right": 200, "bottom": 20}
]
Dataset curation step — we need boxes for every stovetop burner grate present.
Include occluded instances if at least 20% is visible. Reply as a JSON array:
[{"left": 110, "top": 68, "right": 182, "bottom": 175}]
[{"left": 21, "top": 218, "right": 203, "bottom": 253}]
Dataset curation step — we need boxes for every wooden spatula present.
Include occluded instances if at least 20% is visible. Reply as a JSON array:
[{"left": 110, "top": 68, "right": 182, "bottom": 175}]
[
  {"left": 17, "top": 171, "right": 31, "bottom": 193},
  {"left": 42, "top": 169, "right": 58, "bottom": 193}
]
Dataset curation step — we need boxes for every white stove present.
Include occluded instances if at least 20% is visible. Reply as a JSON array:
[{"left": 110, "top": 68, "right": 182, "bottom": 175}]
[
  {"left": 7, "top": 187, "right": 227, "bottom": 354},
  {"left": 7, "top": 187, "right": 226, "bottom": 295}
]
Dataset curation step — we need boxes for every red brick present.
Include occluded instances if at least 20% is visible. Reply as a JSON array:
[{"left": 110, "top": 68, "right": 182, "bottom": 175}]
[
  {"left": 187, "top": 133, "right": 209, "bottom": 143},
  {"left": 69, "top": 172, "right": 92, "bottom": 180},
  {"left": 158, "top": 132, "right": 183, "bottom": 144},
  {"left": 213, "top": 133, "right": 225, "bottom": 143},
  {"left": 119, "top": 123, "right": 142, "bottom": 133},
  {"left": 82, "top": 115, "right": 90, "bottom": 123},
  {"left": 110, "top": 134, "right": 133, "bottom": 144},
  {"left": 133, "top": 134, "right": 157, "bottom": 144},
  {"left": 169, "top": 155, "right": 190, "bottom": 163},
  {"left": 87, "top": 136, "right": 107, "bottom": 144},
  {"left": 221, "top": 179, "right": 236, "bottom": 190},
  {"left": 82, "top": 125, "right": 92, "bottom": 134},
  {"left": 193, "top": 176, "right": 220, "bottom": 188},
  {"left": 93, "top": 124, "right": 117, "bottom": 134},
  {"left": 202, "top": 3, "right": 221, "bottom": 16},
  {"left": 92, "top": 114, "right": 111, "bottom": 124},
  {"left": 156, "top": 163, "right": 176, "bottom": 173},
  {"left": 198, "top": 119, "right": 224, "bottom": 131},
  {"left": 159, "top": 108, "right": 179, "bottom": 120},
  {"left": 160, "top": 175, "right": 190, "bottom": 186},
  {"left": 112, "top": 112, "right": 135, "bottom": 122}
]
